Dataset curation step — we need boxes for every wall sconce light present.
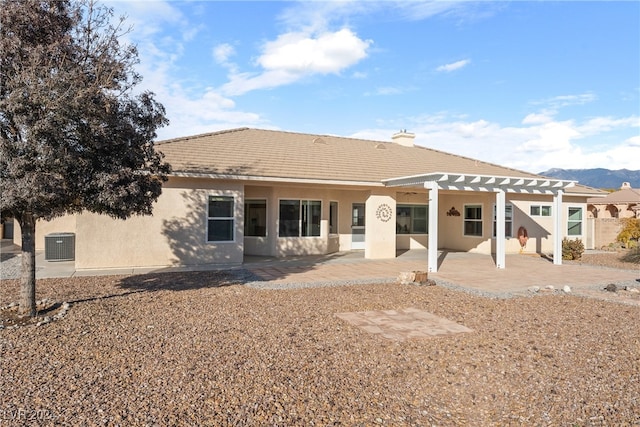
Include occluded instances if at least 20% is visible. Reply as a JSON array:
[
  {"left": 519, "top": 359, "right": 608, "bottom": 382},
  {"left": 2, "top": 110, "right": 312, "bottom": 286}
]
[{"left": 446, "top": 206, "right": 460, "bottom": 216}]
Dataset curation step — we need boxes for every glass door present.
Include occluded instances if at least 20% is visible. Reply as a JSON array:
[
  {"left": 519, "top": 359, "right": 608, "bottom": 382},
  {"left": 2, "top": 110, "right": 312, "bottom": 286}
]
[{"left": 351, "top": 203, "right": 365, "bottom": 250}]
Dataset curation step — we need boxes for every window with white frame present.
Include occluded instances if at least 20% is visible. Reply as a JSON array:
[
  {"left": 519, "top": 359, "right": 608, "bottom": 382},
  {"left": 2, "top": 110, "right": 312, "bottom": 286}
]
[
  {"left": 329, "top": 202, "right": 338, "bottom": 234},
  {"left": 492, "top": 203, "right": 513, "bottom": 237},
  {"left": 567, "top": 207, "right": 583, "bottom": 236},
  {"left": 396, "top": 204, "right": 428, "bottom": 234},
  {"left": 279, "top": 200, "right": 321, "bottom": 237},
  {"left": 244, "top": 200, "right": 266, "bottom": 237},
  {"left": 530, "top": 205, "right": 552, "bottom": 216},
  {"left": 207, "top": 196, "right": 234, "bottom": 242},
  {"left": 464, "top": 204, "right": 483, "bottom": 237}
]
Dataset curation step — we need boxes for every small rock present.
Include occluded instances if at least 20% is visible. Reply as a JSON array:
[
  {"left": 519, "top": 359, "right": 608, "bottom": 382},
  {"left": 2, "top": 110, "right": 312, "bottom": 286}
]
[
  {"left": 562, "top": 286, "right": 571, "bottom": 293},
  {"left": 397, "top": 270, "right": 429, "bottom": 285},
  {"left": 545, "top": 285, "right": 555, "bottom": 291},
  {"left": 604, "top": 284, "right": 617, "bottom": 292},
  {"left": 528, "top": 286, "right": 540, "bottom": 293},
  {"left": 628, "top": 288, "right": 639, "bottom": 294}
]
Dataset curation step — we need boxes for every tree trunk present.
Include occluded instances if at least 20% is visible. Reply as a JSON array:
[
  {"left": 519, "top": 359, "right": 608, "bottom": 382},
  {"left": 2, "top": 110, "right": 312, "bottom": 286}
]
[{"left": 19, "top": 213, "right": 37, "bottom": 317}]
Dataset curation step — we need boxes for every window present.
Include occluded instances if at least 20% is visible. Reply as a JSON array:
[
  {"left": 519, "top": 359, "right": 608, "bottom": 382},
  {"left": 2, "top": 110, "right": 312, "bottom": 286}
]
[
  {"left": 530, "top": 205, "right": 552, "bottom": 216},
  {"left": 464, "top": 204, "right": 483, "bottom": 237},
  {"left": 208, "top": 196, "right": 234, "bottom": 242},
  {"left": 329, "top": 202, "right": 338, "bottom": 234},
  {"left": 493, "top": 204, "right": 513, "bottom": 237},
  {"left": 245, "top": 200, "right": 266, "bottom": 237},
  {"left": 279, "top": 200, "right": 321, "bottom": 237},
  {"left": 568, "top": 207, "right": 583, "bottom": 236},
  {"left": 352, "top": 204, "right": 365, "bottom": 227},
  {"left": 396, "top": 205, "right": 428, "bottom": 234}
]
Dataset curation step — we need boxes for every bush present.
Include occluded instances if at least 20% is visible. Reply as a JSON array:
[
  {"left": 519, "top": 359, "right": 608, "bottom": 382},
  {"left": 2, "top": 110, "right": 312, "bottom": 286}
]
[
  {"left": 562, "top": 238, "right": 585, "bottom": 260},
  {"left": 616, "top": 218, "right": 640, "bottom": 248}
]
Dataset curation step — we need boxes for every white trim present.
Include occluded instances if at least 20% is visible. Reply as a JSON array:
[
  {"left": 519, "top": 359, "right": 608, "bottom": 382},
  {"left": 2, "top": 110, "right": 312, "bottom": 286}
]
[
  {"left": 173, "top": 172, "right": 383, "bottom": 188},
  {"left": 492, "top": 202, "right": 513, "bottom": 239},
  {"left": 425, "top": 182, "right": 439, "bottom": 273},
  {"left": 329, "top": 200, "right": 339, "bottom": 235},
  {"left": 553, "top": 191, "right": 564, "bottom": 265},
  {"left": 396, "top": 203, "right": 429, "bottom": 235},
  {"left": 206, "top": 195, "right": 236, "bottom": 243},
  {"left": 463, "top": 203, "right": 484, "bottom": 238},
  {"left": 244, "top": 198, "right": 268, "bottom": 238},
  {"left": 495, "top": 190, "right": 506, "bottom": 269},
  {"left": 277, "top": 198, "right": 323, "bottom": 238},
  {"left": 567, "top": 206, "right": 585, "bottom": 238},
  {"left": 384, "top": 172, "right": 576, "bottom": 194}
]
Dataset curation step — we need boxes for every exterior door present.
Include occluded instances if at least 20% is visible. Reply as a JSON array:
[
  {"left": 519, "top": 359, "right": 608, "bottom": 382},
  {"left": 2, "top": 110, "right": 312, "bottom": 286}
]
[{"left": 351, "top": 203, "right": 365, "bottom": 250}]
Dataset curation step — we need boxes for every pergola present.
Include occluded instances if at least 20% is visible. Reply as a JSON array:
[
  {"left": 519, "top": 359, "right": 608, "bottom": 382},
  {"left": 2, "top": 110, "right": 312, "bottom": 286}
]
[{"left": 383, "top": 172, "right": 577, "bottom": 272}]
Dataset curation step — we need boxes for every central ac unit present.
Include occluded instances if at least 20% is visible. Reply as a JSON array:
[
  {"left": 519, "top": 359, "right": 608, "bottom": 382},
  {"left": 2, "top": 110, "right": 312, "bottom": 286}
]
[{"left": 45, "top": 233, "right": 75, "bottom": 261}]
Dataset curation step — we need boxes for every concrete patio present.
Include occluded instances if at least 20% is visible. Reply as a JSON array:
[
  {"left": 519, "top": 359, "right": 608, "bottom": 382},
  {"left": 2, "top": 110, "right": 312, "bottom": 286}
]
[{"left": 2, "top": 240, "right": 638, "bottom": 296}]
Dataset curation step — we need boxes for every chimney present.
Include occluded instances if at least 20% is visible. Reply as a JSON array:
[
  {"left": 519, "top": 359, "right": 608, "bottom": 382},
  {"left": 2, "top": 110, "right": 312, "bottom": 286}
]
[
  {"left": 621, "top": 182, "right": 631, "bottom": 189},
  {"left": 391, "top": 129, "right": 415, "bottom": 147}
]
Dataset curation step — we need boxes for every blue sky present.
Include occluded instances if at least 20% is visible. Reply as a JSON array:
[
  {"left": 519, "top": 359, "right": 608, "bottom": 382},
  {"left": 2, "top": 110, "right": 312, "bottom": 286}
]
[{"left": 108, "top": 1, "right": 639, "bottom": 174}]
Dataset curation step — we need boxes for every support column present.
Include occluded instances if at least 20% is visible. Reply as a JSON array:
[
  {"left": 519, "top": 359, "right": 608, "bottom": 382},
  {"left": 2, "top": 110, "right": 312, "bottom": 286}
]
[
  {"left": 553, "top": 190, "right": 564, "bottom": 265},
  {"left": 495, "top": 189, "right": 506, "bottom": 269},
  {"left": 425, "top": 181, "right": 439, "bottom": 273},
  {"left": 364, "top": 193, "right": 396, "bottom": 259}
]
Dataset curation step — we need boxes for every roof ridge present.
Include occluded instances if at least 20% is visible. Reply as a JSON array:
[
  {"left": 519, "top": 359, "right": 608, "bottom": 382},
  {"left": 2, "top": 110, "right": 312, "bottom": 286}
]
[{"left": 156, "top": 127, "right": 250, "bottom": 145}]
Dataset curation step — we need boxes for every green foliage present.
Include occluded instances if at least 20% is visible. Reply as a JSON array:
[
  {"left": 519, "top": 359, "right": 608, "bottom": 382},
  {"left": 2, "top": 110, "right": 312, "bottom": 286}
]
[
  {"left": 616, "top": 218, "right": 640, "bottom": 248},
  {"left": 562, "top": 238, "right": 585, "bottom": 260}
]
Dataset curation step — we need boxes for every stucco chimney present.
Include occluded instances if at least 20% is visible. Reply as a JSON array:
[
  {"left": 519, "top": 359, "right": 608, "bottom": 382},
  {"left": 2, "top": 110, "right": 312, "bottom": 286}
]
[
  {"left": 391, "top": 129, "right": 415, "bottom": 147},
  {"left": 621, "top": 182, "right": 631, "bottom": 189}
]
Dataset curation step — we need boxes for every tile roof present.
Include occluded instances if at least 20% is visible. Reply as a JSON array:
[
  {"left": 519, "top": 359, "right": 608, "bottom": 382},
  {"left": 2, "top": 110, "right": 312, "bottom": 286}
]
[
  {"left": 157, "top": 127, "right": 602, "bottom": 195},
  {"left": 587, "top": 187, "right": 640, "bottom": 204}
]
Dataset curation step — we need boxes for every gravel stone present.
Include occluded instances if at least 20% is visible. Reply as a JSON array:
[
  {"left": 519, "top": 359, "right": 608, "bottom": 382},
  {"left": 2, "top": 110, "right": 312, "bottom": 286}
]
[{"left": 1, "top": 250, "right": 639, "bottom": 425}]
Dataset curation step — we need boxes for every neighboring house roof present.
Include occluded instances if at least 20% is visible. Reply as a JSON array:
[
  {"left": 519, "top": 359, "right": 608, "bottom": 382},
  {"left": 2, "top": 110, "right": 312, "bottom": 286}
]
[
  {"left": 587, "top": 187, "right": 640, "bottom": 204},
  {"left": 157, "top": 127, "right": 602, "bottom": 195}
]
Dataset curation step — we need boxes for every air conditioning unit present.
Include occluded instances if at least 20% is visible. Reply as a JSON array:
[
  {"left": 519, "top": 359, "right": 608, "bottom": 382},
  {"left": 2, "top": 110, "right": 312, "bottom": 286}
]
[{"left": 45, "top": 233, "right": 75, "bottom": 261}]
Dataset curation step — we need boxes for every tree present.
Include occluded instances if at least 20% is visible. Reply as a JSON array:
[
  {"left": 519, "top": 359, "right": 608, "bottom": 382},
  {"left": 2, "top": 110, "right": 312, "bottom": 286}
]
[{"left": 0, "top": 0, "right": 170, "bottom": 316}]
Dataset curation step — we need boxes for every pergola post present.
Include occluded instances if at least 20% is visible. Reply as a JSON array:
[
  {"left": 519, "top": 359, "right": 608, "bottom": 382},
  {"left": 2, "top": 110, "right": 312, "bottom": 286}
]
[
  {"left": 553, "top": 190, "right": 564, "bottom": 265},
  {"left": 495, "top": 189, "right": 506, "bottom": 269},
  {"left": 425, "top": 181, "right": 439, "bottom": 273}
]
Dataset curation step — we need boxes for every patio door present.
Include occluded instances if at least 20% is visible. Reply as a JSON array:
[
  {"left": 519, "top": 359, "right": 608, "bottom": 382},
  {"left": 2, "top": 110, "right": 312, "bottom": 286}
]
[{"left": 351, "top": 203, "right": 365, "bottom": 250}]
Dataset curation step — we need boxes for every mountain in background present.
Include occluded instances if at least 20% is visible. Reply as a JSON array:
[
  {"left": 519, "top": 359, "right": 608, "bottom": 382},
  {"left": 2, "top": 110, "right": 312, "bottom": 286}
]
[{"left": 538, "top": 168, "right": 640, "bottom": 190}]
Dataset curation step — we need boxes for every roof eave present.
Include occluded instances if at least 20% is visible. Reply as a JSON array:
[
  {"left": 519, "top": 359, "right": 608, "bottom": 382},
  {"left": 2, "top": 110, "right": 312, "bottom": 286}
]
[
  {"left": 383, "top": 172, "right": 577, "bottom": 194},
  {"left": 170, "top": 172, "right": 384, "bottom": 187}
]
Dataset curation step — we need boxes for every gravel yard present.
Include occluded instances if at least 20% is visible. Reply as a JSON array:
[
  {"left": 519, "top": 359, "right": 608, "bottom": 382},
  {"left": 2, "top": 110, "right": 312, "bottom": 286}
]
[{"left": 1, "top": 252, "right": 639, "bottom": 426}]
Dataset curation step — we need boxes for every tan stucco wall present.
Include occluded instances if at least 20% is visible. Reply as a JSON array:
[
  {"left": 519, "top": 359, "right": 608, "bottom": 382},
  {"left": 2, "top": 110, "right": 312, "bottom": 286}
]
[
  {"left": 71, "top": 178, "right": 245, "bottom": 269},
  {"left": 590, "top": 217, "right": 624, "bottom": 248},
  {"left": 365, "top": 192, "right": 397, "bottom": 259},
  {"left": 12, "top": 177, "right": 594, "bottom": 269},
  {"left": 244, "top": 184, "right": 371, "bottom": 257},
  {"left": 15, "top": 177, "right": 246, "bottom": 269},
  {"left": 13, "top": 215, "right": 77, "bottom": 250}
]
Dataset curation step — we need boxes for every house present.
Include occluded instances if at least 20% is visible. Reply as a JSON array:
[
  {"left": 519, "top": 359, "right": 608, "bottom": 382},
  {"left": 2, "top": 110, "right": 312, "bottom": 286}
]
[
  {"left": 587, "top": 182, "right": 640, "bottom": 247},
  {"left": 14, "top": 128, "right": 605, "bottom": 272}
]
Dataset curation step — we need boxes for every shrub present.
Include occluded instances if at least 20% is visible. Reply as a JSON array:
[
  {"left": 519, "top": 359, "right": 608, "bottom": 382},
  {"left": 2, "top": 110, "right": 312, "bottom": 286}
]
[
  {"left": 562, "top": 238, "right": 585, "bottom": 260},
  {"left": 616, "top": 218, "right": 640, "bottom": 248}
]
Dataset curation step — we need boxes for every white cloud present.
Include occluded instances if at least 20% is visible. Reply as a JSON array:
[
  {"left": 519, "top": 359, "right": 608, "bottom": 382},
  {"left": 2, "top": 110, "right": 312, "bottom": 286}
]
[
  {"left": 576, "top": 115, "right": 639, "bottom": 136},
  {"left": 106, "top": 1, "right": 270, "bottom": 140},
  {"left": 522, "top": 111, "right": 554, "bottom": 125},
  {"left": 370, "top": 86, "right": 404, "bottom": 96},
  {"left": 532, "top": 93, "right": 597, "bottom": 109},
  {"left": 627, "top": 135, "right": 640, "bottom": 147},
  {"left": 351, "top": 111, "right": 640, "bottom": 173},
  {"left": 213, "top": 43, "right": 235, "bottom": 65},
  {"left": 220, "top": 29, "right": 372, "bottom": 96},
  {"left": 436, "top": 59, "right": 471, "bottom": 72}
]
